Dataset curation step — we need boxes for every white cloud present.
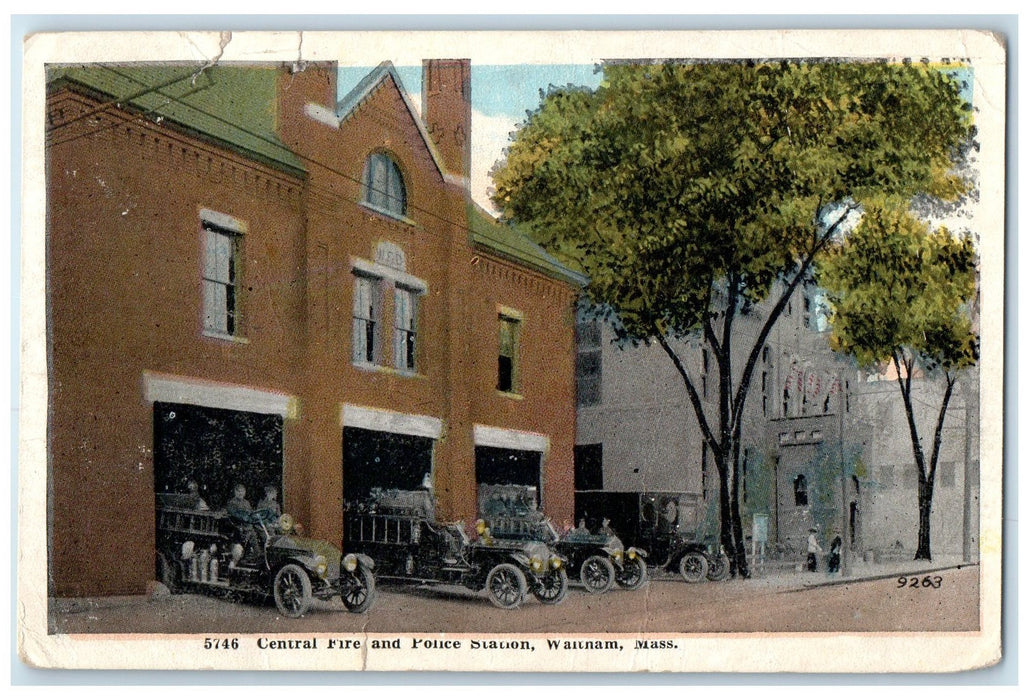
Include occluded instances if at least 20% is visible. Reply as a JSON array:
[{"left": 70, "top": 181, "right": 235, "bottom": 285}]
[{"left": 472, "top": 110, "right": 520, "bottom": 215}]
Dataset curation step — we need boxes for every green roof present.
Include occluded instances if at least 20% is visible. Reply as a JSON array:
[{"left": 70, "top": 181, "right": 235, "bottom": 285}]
[
  {"left": 467, "top": 203, "right": 587, "bottom": 287},
  {"left": 48, "top": 64, "right": 305, "bottom": 176}
]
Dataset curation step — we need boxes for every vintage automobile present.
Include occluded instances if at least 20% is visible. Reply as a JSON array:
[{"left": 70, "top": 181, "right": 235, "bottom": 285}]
[
  {"left": 575, "top": 491, "right": 729, "bottom": 583},
  {"left": 486, "top": 513, "right": 648, "bottom": 594},
  {"left": 155, "top": 493, "right": 376, "bottom": 617},
  {"left": 343, "top": 489, "right": 568, "bottom": 609}
]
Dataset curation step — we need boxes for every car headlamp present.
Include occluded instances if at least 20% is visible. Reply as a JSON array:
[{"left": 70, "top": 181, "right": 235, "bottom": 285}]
[
  {"left": 529, "top": 556, "right": 543, "bottom": 572},
  {"left": 475, "top": 519, "right": 487, "bottom": 535},
  {"left": 342, "top": 553, "right": 358, "bottom": 572},
  {"left": 315, "top": 555, "right": 328, "bottom": 578},
  {"left": 613, "top": 550, "right": 624, "bottom": 561},
  {"left": 550, "top": 556, "right": 563, "bottom": 569},
  {"left": 627, "top": 548, "right": 637, "bottom": 560}
]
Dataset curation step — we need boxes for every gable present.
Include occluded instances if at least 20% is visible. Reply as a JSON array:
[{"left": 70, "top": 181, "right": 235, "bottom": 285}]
[{"left": 331, "top": 62, "right": 450, "bottom": 182}]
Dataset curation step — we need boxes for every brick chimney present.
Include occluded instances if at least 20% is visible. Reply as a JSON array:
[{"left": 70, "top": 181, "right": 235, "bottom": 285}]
[{"left": 422, "top": 59, "right": 472, "bottom": 183}]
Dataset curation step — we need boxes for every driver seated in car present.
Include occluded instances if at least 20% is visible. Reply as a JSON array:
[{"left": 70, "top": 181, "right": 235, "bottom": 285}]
[{"left": 226, "top": 484, "right": 259, "bottom": 561}]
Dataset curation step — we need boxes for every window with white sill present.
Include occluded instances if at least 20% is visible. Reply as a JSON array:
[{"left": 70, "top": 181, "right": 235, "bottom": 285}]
[{"left": 202, "top": 218, "right": 242, "bottom": 338}]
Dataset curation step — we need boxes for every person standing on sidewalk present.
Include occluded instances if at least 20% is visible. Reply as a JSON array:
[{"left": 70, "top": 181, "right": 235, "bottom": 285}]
[
  {"left": 807, "top": 527, "right": 823, "bottom": 572},
  {"left": 827, "top": 536, "right": 842, "bottom": 574}
]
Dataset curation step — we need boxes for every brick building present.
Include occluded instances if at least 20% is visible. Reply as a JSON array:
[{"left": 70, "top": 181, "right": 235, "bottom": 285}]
[{"left": 46, "top": 59, "right": 584, "bottom": 596}]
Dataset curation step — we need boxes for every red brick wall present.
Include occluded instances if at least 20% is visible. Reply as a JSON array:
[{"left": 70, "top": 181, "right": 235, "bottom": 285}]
[
  {"left": 47, "top": 88, "right": 306, "bottom": 595},
  {"left": 46, "top": 63, "right": 579, "bottom": 596}
]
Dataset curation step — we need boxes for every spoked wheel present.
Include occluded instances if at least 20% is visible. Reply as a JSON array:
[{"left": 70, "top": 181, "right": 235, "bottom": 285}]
[
  {"left": 533, "top": 568, "right": 569, "bottom": 605},
  {"left": 706, "top": 553, "right": 731, "bottom": 582},
  {"left": 341, "top": 566, "right": 376, "bottom": 613},
  {"left": 678, "top": 552, "right": 709, "bottom": 583},
  {"left": 485, "top": 563, "right": 527, "bottom": 609},
  {"left": 615, "top": 556, "right": 648, "bottom": 590},
  {"left": 273, "top": 563, "right": 313, "bottom": 618},
  {"left": 580, "top": 555, "right": 616, "bottom": 594}
]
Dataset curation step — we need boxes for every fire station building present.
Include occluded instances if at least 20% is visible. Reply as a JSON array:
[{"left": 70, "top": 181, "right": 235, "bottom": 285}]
[{"left": 46, "top": 59, "right": 584, "bottom": 596}]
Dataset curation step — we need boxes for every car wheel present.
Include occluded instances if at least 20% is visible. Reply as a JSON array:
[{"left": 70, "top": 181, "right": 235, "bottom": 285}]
[
  {"left": 341, "top": 566, "right": 376, "bottom": 613},
  {"left": 273, "top": 563, "right": 313, "bottom": 618},
  {"left": 485, "top": 563, "right": 527, "bottom": 609},
  {"left": 706, "top": 553, "right": 731, "bottom": 582},
  {"left": 533, "top": 567, "right": 568, "bottom": 605},
  {"left": 580, "top": 555, "right": 616, "bottom": 594},
  {"left": 615, "top": 556, "right": 648, "bottom": 590},
  {"left": 156, "top": 553, "right": 181, "bottom": 593},
  {"left": 678, "top": 552, "right": 709, "bottom": 583}
]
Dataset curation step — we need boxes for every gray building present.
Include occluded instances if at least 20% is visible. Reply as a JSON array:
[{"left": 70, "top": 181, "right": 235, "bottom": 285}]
[{"left": 574, "top": 284, "right": 979, "bottom": 563}]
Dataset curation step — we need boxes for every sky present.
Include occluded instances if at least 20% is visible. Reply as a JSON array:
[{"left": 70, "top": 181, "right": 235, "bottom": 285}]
[{"left": 339, "top": 64, "right": 603, "bottom": 214}]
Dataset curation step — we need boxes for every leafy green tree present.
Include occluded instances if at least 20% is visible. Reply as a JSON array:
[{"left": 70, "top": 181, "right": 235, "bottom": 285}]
[
  {"left": 817, "top": 200, "right": 978, "bottom": 560},
  {"left": 492, "top": 60, "right": 972, "bottom": 576}
]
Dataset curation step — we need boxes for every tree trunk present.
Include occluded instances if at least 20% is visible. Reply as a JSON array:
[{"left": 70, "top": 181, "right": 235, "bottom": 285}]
[
  {"left": 727, "top": 436, "right": 750, "bottom": 578},
  {"left": 728, "top": 476, "right": 749, "bottom": 578},
  {"left": 716, "top": 447, "right": 735, "bottom": 573},
  {"left": 915, "top": 477, "right": 934, "bottom": 560}
]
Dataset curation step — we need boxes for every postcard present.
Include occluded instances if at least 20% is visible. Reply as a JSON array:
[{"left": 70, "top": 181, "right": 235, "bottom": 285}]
[{"left": 18, "top": 28, "right": 1005, "bottom": 673}]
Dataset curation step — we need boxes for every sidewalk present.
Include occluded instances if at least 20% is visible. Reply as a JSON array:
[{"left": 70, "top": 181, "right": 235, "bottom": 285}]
[{"left": 747, "top": 553, "right": 972, "bottom": 590}]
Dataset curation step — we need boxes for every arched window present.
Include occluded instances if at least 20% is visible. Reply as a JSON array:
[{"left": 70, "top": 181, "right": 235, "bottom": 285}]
[
  {"left": 362, "top": 152, "right": 406, "bottom": 217},
  {"left": 794, "top": 474, "right": 808, "bottom": 506}
]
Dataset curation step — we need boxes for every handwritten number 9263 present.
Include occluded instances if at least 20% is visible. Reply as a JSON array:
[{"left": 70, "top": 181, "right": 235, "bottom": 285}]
[{"left": 896, "top": 576, "right": 943, "bottom": 589}]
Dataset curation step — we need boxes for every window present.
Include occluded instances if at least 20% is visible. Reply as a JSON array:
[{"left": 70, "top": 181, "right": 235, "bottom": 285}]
[
  {"left": 701, "top": 348, "right": 709, "bottom": 398},
  {"left": 761, "top": 371, "right": 769, "bottom": 417},
  {"left": 202, "top": 219, "right": 241, "bottom": 337},
  {"left": 352, "top": 274, "right": 381, "bottom": 364},
  {"left": 794, "top": 474, "right": 808, "bottom": 506},
  {"left": 742, "top": 448, "right": 750, "bottom": 503},
  {"left": 574, "top": 443, "right": 603, "bottom": 491},
  {"left": 362, "top": 153, "right": 406, "bottom": 217},
  {"left": 351, "top": 250, "right": 426, "bottom": 373},
  {"left": 576, "top": 320, "right": 602, "bottom": 406},
  {"left": 701, "top": 443, "right": 710, "bottom": 500},
  {"left": 498, "top": 314, "right": 521, "bottom": 393},
  {"left": 393, "top": 287, "right": 418, "bottom": 371}
]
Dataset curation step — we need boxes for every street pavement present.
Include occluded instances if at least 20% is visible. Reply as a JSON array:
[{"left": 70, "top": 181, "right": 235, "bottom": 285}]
[{"left": 48, "top": 560, "right": 979, "bottom": 635}]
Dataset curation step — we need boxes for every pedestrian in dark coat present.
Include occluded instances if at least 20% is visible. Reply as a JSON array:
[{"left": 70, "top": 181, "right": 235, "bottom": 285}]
[{"left": 828, "top": 536, "right": 842, "bottom": 573}]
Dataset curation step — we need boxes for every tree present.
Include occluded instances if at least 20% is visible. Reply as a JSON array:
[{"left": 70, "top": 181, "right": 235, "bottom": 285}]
[
  {"left": 492, "top": 60, "right": 972, "bottom": 577},
  {"left": 817, "top": 200, "right": 978, "bottom": 560}
]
